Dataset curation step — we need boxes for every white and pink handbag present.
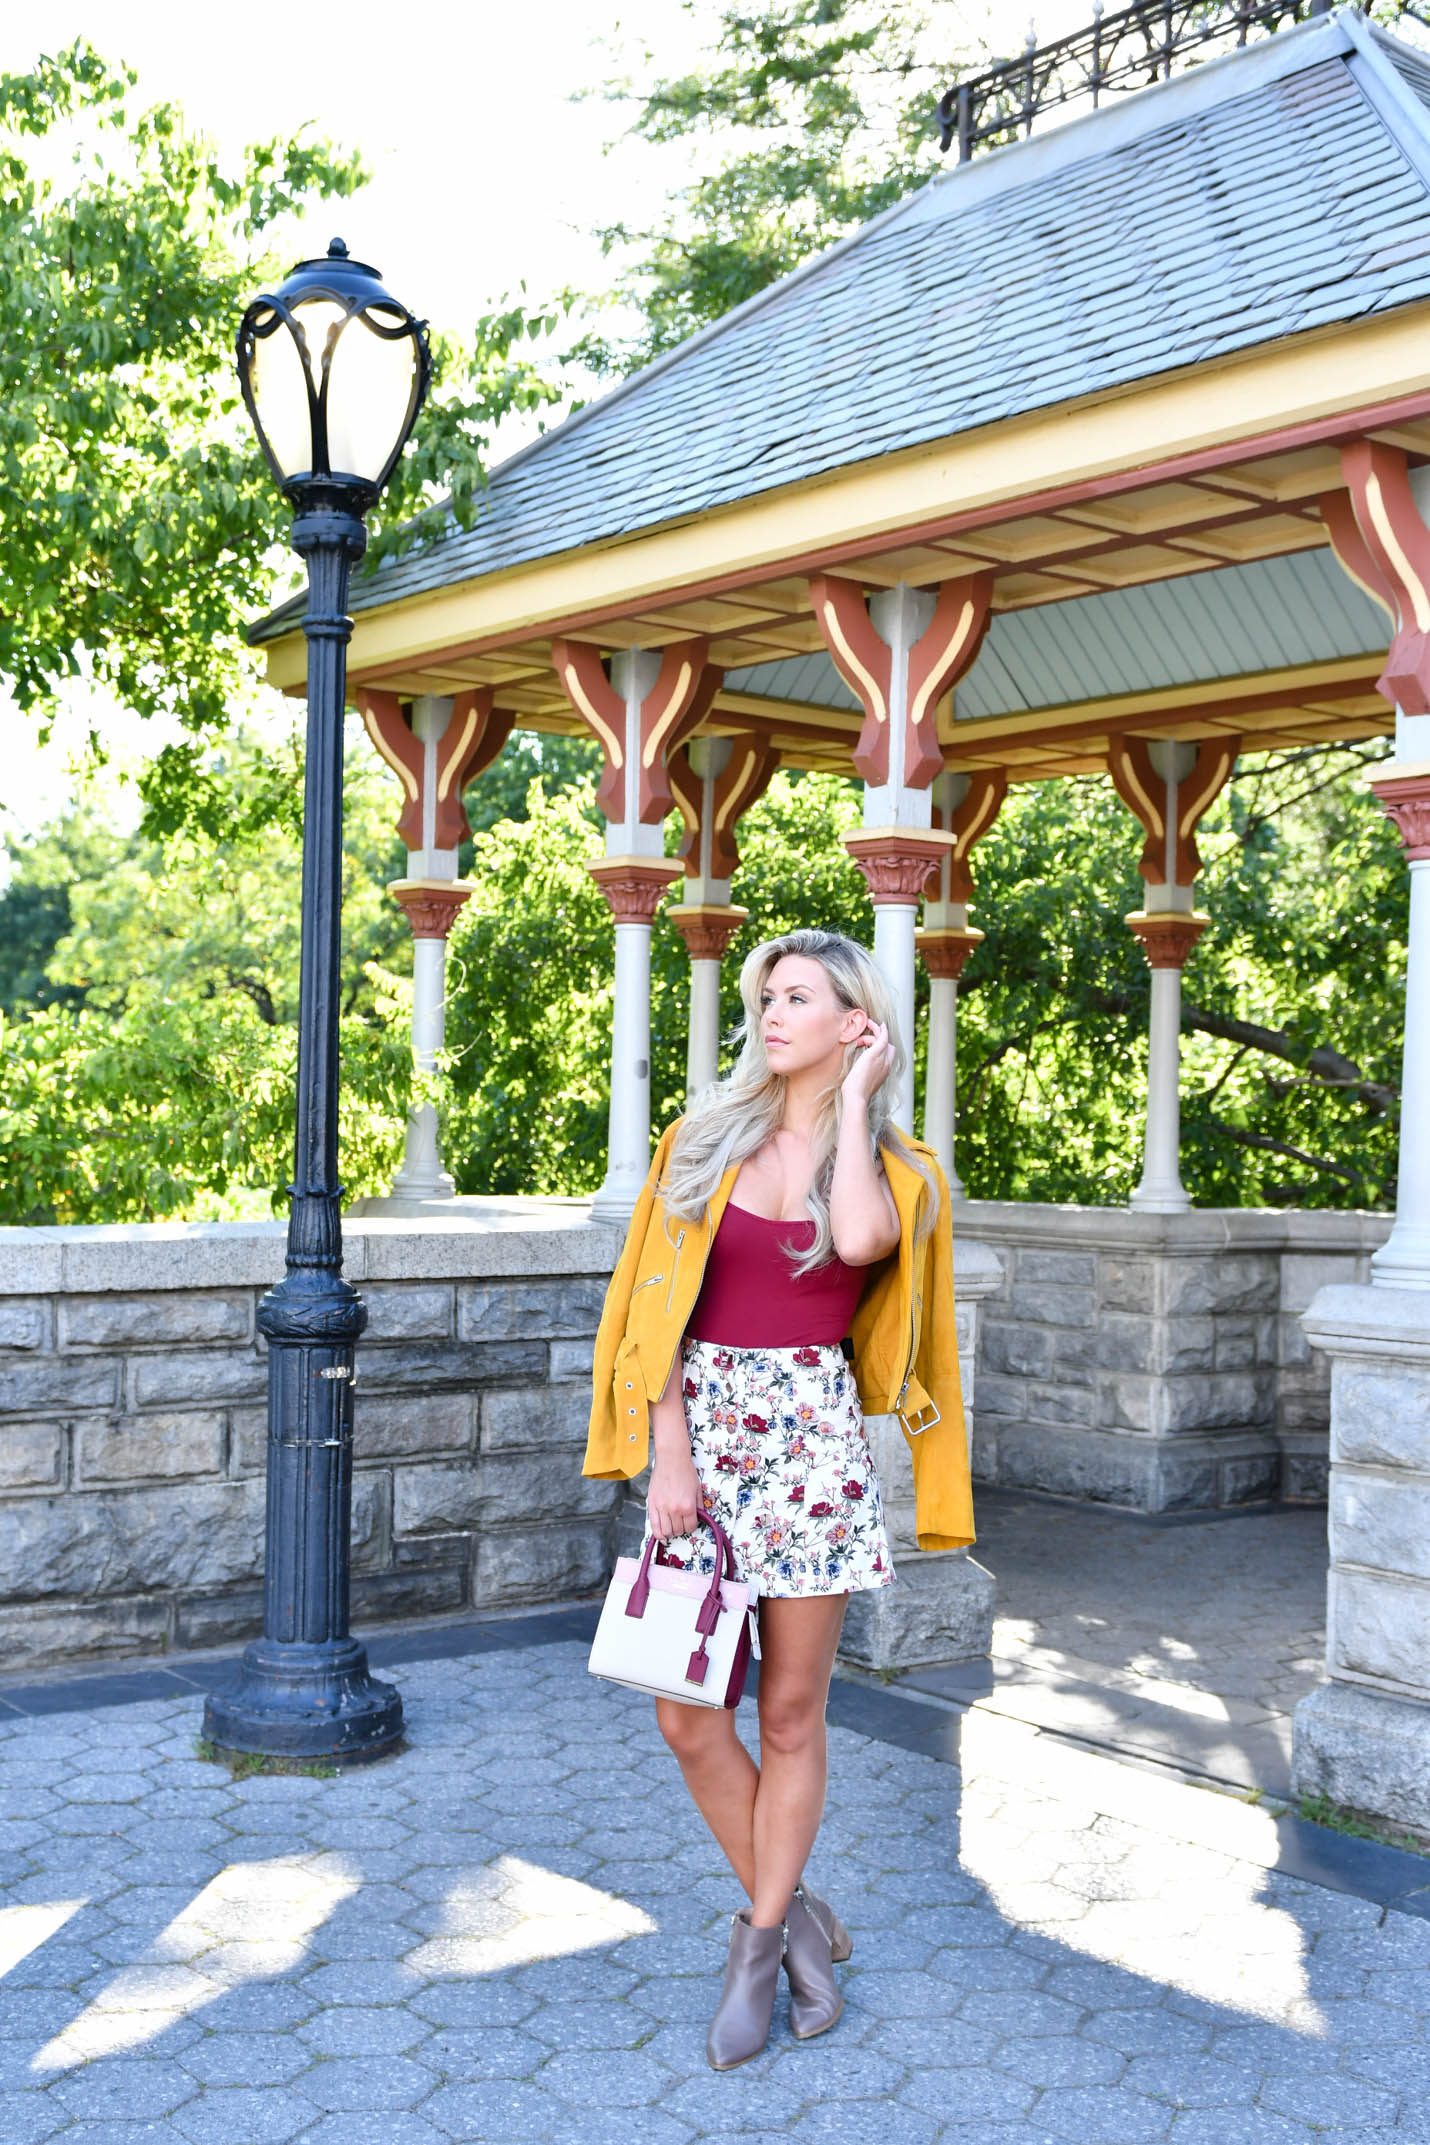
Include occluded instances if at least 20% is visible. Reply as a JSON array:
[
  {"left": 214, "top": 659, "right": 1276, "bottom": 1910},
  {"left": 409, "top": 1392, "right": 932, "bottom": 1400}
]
[{"left": 588, "top": 1507, "right": 757, "bottom": 1709}]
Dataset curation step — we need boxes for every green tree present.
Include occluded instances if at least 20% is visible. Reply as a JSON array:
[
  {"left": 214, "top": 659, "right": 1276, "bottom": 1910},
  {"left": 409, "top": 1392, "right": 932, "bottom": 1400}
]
[
  {"left": 586, "top": 0, "right": 971, "bottom": 370},
  {"left": 952, "top": 742, "right": 1404, "bottom": 1210},
  {"left": 0, "top": 721, "right": 414, "bottom": 1223},
  {"left": 2, "top": 41, "right": 567, "bottom": 836}
]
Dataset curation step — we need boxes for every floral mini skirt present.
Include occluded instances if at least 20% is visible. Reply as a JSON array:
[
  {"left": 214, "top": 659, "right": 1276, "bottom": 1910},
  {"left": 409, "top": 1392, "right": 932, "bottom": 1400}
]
[{"left": 656, "top": 1339, "right": 895, "bottom": 1599}]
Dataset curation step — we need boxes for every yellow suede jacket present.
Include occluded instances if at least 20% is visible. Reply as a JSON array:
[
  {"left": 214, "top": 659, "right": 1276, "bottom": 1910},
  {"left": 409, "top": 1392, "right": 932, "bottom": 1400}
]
[{"left": 583, "top": 1120, "right": 974, "bottom": 1551}]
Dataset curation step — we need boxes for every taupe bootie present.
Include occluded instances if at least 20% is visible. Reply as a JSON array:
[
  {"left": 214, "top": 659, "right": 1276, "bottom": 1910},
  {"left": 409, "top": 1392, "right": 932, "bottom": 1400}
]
[
  {"left": 783, "top": 1886, "right": 845, "bottom": 2040},
  {"left": 706, "top": 1909, "right": 785, "bottom": 2071}
]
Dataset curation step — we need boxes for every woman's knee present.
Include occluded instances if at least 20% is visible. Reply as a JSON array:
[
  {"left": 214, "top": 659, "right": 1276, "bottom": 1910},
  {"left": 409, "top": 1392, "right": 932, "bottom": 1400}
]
[
  {"left": 757, "top": 1683, "right": 827, "bottom": 1758},
  {"left": 655, "top": 1697, "right": 728, "bottom": 1763}
]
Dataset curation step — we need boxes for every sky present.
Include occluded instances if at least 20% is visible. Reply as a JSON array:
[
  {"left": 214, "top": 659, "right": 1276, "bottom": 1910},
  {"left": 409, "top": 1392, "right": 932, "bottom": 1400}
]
[{"left": 1, "top": 0, "right": 1080, "bottom": 849}]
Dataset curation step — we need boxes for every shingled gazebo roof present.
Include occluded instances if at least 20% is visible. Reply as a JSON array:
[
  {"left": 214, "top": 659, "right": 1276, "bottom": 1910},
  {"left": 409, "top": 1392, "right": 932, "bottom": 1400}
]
[{"left": 253, "top": 7, "right": 1430, "bottom": 779}]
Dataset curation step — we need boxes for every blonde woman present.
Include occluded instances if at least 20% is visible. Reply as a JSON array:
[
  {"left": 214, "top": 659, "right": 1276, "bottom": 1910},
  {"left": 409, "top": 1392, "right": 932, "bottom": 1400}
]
[{"left": 585, "top": 929, "right": 973, "bottom": 2069}]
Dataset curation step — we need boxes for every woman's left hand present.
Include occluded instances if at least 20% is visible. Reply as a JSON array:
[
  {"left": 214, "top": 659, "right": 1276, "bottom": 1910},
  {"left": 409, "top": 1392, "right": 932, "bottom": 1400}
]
[{"left": 842, "top": 1016, "right": 894, "bottom": 1104}]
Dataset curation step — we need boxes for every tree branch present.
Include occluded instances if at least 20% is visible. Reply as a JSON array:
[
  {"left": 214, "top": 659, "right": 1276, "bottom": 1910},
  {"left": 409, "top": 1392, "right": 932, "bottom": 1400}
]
[
  {"left": 1182, "top": 1003, "right": 1398, "bottom": 1118},
  {"left": 1209, "top": 1120, "right": 1374, "bottom": 1191}
]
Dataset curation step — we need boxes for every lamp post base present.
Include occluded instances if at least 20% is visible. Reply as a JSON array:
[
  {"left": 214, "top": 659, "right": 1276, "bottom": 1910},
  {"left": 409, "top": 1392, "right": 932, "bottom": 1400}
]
[{"left": 203, "top": 1636, "right": 403, "bottom": 1766}]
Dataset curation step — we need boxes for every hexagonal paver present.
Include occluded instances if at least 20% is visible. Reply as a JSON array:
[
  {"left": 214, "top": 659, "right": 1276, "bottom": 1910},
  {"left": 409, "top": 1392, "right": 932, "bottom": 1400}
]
[
  {"left": 178, "top": 2032, "right": 316, "bottom": 2086},
  {"left": 292, "top": 2053, "right": 438, "bottom": 2112},
  {"left": 49, "top": 2057, "right": 198, "bottom": 2121},
  {"left": 170, "top": 2086, "right": 312, "bottom": 2143}
]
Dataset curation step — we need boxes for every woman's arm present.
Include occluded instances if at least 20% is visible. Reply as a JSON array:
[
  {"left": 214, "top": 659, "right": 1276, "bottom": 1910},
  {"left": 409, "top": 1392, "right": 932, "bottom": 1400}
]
[
  {"left": 646, "top": 1354, "right": 702, "bottom": 1539},
  {"left": 830, "top": 1021, "right": 902, "bottom": 1266}
]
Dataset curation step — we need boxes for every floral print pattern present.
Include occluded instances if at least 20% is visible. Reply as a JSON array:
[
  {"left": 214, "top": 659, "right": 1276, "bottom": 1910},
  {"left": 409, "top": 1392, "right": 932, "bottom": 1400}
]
[{"left": 657, "top": 1340, "right": 894, "bottom": 1598}]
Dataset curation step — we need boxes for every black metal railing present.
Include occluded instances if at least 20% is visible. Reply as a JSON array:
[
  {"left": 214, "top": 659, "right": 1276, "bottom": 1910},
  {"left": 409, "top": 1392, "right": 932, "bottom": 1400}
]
[{"left": 936, "top": 0, "right": 1427, "bottom": 160}]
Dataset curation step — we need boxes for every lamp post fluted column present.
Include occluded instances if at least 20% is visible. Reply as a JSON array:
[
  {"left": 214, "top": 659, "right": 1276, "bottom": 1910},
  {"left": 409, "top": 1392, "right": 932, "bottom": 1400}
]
[{"left": 205, "top": 501, "right": 401, "bottom": 1763}]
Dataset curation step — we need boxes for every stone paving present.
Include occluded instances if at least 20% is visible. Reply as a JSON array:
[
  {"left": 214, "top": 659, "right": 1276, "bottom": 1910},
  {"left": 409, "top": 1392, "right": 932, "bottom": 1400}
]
[
  {"left": 910, "top": 1495, "right": 1330, "bottom": 1795},
  {"left": 3, "top": 1620, "right": 1430, "bottom": 2144}
]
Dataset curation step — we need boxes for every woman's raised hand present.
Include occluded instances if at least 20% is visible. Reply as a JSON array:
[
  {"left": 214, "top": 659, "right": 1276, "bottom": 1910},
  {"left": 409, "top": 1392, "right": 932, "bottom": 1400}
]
[{"left": 841, "top": 1016, "right": 894, "bottom": 1104}]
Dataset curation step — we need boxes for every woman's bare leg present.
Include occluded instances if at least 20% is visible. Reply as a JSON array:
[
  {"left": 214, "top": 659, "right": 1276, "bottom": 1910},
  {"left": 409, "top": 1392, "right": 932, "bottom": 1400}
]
[
  {"left": 749, "top": 1594, "right": 847, "bottom": 1928},
  {"left": 655, "top": 1698, "right": 760, "bottom": 1898}
]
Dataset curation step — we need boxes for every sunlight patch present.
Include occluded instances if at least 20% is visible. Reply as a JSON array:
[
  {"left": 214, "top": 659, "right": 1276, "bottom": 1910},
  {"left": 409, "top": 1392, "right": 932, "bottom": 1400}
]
[
  {"left": 956, "top": 1712, "right": 1328, "bottom": 2032},
  {"left": 0, "top": 1900, "right": 87, "bottom": 1979},
  {"left": 30, "top": 1854, "right": 358, "bottom": 2073},
  {"left": 402, "top": 1855, "right": 657, "bottom": 1976}
]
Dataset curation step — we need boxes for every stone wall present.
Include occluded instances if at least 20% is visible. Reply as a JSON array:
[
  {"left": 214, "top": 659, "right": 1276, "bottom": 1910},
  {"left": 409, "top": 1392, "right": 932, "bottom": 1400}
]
[
  {"left": 0, "top": 1198, "right": 1395, "bottom": 1675},
  {"left": 960, "top": 1204, "right": 1391, "bottom": 1513},
  {"left": 0, "top": 1208, "right": 625, "bottom": 1671}
]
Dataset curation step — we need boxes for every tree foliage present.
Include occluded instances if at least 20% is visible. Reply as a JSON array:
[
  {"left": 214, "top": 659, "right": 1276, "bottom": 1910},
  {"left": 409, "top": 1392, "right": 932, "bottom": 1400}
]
[
  {"left": 0, "top": 723, "right": 413, "bottom": 1222},
  {"left": 2, "top": 41, "right": 567, "bottom": 835},
  {"left": 584, "top": 0, "right": 971, "bottom": 370},
  {"left": 0, "top": 731, "right": 1406, "bottom": 1220}
]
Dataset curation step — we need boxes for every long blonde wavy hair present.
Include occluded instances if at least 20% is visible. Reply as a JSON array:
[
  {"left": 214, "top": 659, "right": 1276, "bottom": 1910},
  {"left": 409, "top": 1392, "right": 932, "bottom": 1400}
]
[{"left": 660, "top": 929, "right": 938, "bottom": 1276}]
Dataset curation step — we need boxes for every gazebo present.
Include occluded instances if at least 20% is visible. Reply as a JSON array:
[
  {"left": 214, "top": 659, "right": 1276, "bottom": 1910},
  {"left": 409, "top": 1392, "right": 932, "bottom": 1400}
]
[{"left": 255, "top": 6, "right": 1430, "bottom": 1830}]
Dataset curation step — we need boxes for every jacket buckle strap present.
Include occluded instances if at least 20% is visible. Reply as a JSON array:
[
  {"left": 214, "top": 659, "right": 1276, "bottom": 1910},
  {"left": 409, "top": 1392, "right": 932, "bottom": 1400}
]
[{"left": 898, "top": 1397, "right": 942, "bottom": 1437}]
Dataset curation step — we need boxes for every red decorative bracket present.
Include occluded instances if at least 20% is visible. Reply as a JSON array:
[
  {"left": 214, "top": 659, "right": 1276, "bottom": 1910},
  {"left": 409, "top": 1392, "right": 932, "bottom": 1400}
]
[
  {"left": 811, "top": 573, "right": 991, "bottom": 787},
  {"left": 1323, "top": 440, "right": 1430, "bottom": 715},
  {"left": 940, "top": 768, "right": 1008, "bottom": 903},
  {"left": 904, "top": 575, "right": 994, "bottom": 789},
  {"left": 552, "top": 638, "right": 717, "bottom": 825},
  {"left": 669, "top": 731, "right": 781, "bottom": 883},
  {"left": 357, "top": 688, "right": 513, "bottom": 851},
  {"left": 1108, "top": 737, "right": 1238, "bottom": 887}
]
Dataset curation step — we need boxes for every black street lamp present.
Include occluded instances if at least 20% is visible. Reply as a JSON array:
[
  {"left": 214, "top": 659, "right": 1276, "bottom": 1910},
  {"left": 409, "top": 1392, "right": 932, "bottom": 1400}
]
[{"left": 204, "top": 240, "right": 431, "bottom": 1764}]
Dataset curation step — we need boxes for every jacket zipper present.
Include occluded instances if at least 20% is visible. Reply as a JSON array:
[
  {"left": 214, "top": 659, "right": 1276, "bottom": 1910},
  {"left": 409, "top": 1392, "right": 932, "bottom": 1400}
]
[
  {"left": 665, "top": 1230, "right": 686, "bottom": 1314},
  {"left": 896, "top": 1292, "right": 923, "bottom": 1408},
  {"left": 632, "top": 1274, "right": 663, "bottom": 1296}
]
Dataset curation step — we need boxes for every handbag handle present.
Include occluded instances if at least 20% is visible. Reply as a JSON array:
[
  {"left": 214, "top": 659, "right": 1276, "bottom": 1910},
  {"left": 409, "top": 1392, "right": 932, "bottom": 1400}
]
[{"left": 625, "top": 1503, "right": 733, "bottom": 1633}]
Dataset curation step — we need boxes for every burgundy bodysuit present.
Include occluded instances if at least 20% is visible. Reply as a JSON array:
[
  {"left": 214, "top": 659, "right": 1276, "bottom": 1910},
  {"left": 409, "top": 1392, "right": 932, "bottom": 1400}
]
[{"left": 684, "top": 1201, "right": 868, "bottom": 1349}]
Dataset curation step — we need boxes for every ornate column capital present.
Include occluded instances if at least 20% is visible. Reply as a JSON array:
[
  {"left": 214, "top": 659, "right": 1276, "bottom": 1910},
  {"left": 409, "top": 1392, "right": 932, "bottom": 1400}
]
[
  {"left": 1126, "top": 909, "right": 1210, "bottom": 970},
  {"left": 587, "top": 855, "right": 682, "bottom": 922},
  {"left": 667, "top": 903, "right": 748, "bottom": 959},
  {"left": 1369, "top": 767, "right": 1430, "bottom": 859},
  {"left": 845, "top": 828, "right": 956, "bottom": 905},
  {"left": 387, "top": 878, "right": 474, "bottom": 940},
  {"left": 916, "top": 926, "right": 985, "bottom": 980}
]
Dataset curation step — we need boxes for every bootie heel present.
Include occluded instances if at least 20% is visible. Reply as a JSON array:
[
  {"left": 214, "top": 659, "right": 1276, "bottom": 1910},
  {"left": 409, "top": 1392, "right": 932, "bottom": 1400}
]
[
  {"left": 783, "top": 1886, "right": 844, "bottom": 2040},
  {"left": 706, "top": 1909, "right": 785, "bottom": 2071},
  {"left": 795, "top": 1883, "right": 852, "bottom": 1963}
]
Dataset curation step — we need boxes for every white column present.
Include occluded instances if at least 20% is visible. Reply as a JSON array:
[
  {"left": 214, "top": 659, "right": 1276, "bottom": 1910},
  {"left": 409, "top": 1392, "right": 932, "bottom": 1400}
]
[
  {"left": 924, "top": 975, "right": 958, "bottom": 1191},
  {"left": 595, "top": 918, "right": 656, "bottom": 1224},
  {"left": 1372, "top": 836, "right": 1430, "bottom": 1288},
  {"left": 1128, "top": 740, "right": 1199, "bottom": 1216},
  {"left": 873, "top": 901, "right": 919, "bottom": 1131},
  {"left": 674, "top": 735, "right": 737, "bottom": 1099},
  {"left": 921, "top": 768, "right": 979, "bottom": 1196},
  {"left": 591, "top": 649, "right": 670, "bottom": 1225},
  {"left": 1131, "top": 964, "right": 1188, "bottom": 1214},
  {"left": 391, "top": 694, "right": 459, "bottom": 1201},
  {"left": 686, "top": 959, "right": 721, "bottom": 1097},
  {"left": 865, "top": 586, "right": 936, "bottom": 826},
  {"left": 869, "top": 584, "right": 935, "bottom": 1133},
  {"left": 391, "top": 938, "right": 452, "bottom": 1199}
]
